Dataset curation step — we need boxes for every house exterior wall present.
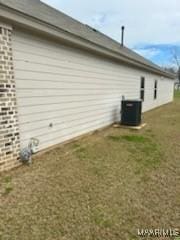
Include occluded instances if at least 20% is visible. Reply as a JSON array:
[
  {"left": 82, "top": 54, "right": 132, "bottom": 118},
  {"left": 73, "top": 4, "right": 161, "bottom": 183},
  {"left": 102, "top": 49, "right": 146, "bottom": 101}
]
[
  {"left": 12, "top": 29, "right": 174, "bottom": 153},
  {"left": 142, "top": 75, "right": 174, "bottom": 111},
  {"left": 0, "top": 24, "right": 20, "bottom": 172}
]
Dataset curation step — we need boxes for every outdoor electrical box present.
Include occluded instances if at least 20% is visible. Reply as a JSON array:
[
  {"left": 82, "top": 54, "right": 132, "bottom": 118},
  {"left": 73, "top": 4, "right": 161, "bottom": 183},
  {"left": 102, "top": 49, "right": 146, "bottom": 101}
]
[{"left": 121, "top": 100, "right": 142, "bottom": 126}]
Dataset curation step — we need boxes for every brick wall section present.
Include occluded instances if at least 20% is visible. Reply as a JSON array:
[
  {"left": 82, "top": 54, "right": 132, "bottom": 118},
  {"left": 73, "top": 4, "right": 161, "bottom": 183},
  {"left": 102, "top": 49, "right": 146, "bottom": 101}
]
[{"left": 0, "top": 24, "right": 21, "bottom": 172}]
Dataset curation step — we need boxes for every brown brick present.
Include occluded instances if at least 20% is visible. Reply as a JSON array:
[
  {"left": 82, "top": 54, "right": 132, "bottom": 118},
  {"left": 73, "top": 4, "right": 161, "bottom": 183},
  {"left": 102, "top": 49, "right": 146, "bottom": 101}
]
[{"left": 0, "top": 25, "right": 21, "bottom": 172}]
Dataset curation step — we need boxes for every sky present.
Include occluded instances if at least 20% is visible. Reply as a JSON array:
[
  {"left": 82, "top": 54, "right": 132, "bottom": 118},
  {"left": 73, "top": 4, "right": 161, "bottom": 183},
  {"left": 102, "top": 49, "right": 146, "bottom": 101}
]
[{"left": 42, "top": 0, "right": 180, "bottom": 68}]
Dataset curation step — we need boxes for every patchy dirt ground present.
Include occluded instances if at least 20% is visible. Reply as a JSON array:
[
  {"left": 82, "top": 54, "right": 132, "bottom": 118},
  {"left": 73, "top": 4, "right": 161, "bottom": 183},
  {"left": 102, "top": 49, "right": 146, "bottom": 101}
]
[{"left": 0, "top": 93, "right": 180, "bottom": 240}]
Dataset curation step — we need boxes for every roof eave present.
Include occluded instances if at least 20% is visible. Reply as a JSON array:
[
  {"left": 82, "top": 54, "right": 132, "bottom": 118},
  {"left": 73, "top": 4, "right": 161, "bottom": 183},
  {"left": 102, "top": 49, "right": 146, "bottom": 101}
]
[{"left": 0, "top": 4, "right": 175, "bottom": 79}]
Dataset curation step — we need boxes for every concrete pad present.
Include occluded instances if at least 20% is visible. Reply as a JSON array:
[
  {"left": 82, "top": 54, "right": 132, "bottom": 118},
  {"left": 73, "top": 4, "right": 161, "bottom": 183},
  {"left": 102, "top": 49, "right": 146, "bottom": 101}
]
[{"left": 113, "top": 123, "right": 147, "bottom": 130}]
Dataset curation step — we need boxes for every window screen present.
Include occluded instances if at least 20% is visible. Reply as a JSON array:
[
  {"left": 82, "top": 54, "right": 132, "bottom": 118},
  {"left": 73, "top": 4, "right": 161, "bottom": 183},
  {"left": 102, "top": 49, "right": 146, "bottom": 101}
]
[
  {"left": 154, "top": 80, "right": 158, "bottom": 99},
  {"left": 140, "top": 77, "right": 145, "bottom": 101}
]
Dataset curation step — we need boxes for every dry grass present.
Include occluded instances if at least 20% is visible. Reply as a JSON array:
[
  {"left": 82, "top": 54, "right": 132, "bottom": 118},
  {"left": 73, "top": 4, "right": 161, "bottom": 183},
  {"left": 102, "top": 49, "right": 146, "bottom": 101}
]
[{"left": 0, "top": 92, "right": 180, "bottom": 240}]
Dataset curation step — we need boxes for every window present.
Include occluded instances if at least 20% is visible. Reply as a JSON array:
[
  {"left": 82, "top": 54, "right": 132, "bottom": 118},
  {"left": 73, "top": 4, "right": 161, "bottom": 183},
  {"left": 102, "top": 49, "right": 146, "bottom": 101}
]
[
  {"left": 154, "top": 80, "right": 158, "bottom": 99},
  {"left": 140, "top": 77, "right": 145, "bottom": 101}
]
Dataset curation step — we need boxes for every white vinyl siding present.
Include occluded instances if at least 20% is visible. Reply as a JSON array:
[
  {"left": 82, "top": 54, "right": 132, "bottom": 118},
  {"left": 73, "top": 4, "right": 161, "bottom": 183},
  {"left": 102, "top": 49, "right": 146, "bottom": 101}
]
[{"left": 12, "top": 29, "right": 174, "bottom": 151}]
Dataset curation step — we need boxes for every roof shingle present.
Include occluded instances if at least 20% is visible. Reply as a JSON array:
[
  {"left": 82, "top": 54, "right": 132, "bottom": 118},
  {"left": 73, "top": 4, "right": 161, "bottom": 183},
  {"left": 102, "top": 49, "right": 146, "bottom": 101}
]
[{"left": 0, "top": 0, "right": 174, "bottom": 78}]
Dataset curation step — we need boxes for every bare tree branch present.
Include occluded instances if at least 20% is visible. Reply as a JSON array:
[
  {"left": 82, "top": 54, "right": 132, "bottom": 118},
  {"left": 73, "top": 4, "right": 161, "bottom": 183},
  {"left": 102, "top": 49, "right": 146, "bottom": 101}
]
[
  {"left": 171, "top": 48, "right": 180, "bottom": 83},
  {"left": 172, "top": 48, "right": 180, "bottom": 68}
]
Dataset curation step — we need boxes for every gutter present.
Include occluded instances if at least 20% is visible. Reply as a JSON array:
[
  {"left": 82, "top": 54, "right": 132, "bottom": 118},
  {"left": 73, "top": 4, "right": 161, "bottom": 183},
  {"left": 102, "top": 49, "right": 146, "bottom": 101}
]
[{"left": 0, "top": 4, "right": 175, "bottom": 79}]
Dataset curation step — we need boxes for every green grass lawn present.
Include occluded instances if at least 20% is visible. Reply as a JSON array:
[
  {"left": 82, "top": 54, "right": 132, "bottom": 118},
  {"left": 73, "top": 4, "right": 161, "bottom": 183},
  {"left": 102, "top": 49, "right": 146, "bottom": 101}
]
[
  {"left": 0, "top": 92, "right": 180, "bottom": 240},
  {"left": 175, "top": 90, "right": 180, "bottom": 98}
]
